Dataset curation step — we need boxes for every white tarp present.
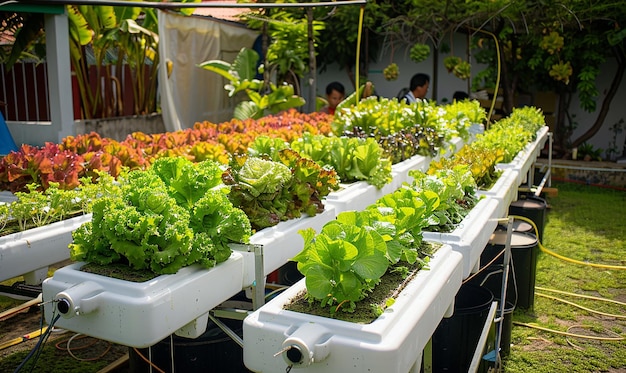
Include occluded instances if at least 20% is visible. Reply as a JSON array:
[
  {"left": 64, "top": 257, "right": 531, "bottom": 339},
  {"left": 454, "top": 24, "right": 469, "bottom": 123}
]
[{"left": 158, "top": 11, "right": 259, "bottom": 132}]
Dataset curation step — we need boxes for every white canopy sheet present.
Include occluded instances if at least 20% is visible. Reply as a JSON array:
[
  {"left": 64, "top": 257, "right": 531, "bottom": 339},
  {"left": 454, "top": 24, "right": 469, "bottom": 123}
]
[{"left": 158, "top": 10, "right": 259, "bottom": 132}]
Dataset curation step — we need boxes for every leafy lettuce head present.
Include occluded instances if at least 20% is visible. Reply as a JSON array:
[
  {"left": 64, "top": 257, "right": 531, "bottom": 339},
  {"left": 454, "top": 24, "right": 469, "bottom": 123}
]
[{"left": 237, "top": 157, "right": 292, "bottom": 197}]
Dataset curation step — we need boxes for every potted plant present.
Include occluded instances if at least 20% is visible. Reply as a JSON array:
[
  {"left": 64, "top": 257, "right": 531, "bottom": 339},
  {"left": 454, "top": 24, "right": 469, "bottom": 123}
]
[{"left": 198, "top": 47, "right": 306, "bottom": 120}]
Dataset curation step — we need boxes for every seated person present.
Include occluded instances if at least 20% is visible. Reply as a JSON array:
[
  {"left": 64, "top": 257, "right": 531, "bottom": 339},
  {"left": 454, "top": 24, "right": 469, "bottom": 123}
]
[
  {"left": 320, "top": 81, "right": 345, "bottom": 115},
  {"left": 453, "top": 91, "right": 470, "bottom": 101}
]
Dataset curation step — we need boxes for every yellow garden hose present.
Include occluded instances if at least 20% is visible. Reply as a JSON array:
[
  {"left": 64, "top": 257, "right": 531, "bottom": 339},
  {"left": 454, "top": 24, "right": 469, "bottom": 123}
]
[
  {"left": 0, "top": 327, "right": 49, "bottom": 351},
  {"left": 509, "top": 215, "right": 626, "bottom": 270},
  {"left": 534, "top": 292, "right": 626, "bottom": 319},
  {"left": 504, "top": 215, "right": 625, "bottom": 341},
  {"left": 514, "top": 288, "right": 625, "bottom": 341},
  {"left": 536, "top": 286, "right": 626, "bottom": 307},
  {"left": 512, "top": 322, "right": 624, "bottom": 341},
  {"left": 354, "top": 5, "right": 365, "bottom": 107}
]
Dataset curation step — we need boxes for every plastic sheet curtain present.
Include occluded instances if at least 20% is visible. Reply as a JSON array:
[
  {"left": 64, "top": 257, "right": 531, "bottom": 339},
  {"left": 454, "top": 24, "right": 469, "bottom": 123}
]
[{"left": 158, "top": 10, "right": 259, "bottom": 132}]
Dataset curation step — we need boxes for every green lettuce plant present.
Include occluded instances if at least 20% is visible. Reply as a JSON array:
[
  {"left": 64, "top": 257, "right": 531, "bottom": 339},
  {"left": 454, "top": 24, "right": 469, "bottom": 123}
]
[
  {"left": 222, "top": 150, "right": 339, "bottom": 231},
  {"left": 69, "top": 156, "right": 252, "bottom": 275},
  {"left": 294, "top": 211, "right": 392, "bottom": 314},
  {"left": 290, "top": 133, "right": 393, "bottom": 189},
  {"left": 409, "top": 165, "right": 479, "bottom": 233},
  {"left": 293, "top": 188, "right": 437, "bottom": 316},
  {"left": 332, "top": 97, "right": 448, "bottom": 162},
  {"left": 0, "top": 172, "right": 120, "bottom": 237}
]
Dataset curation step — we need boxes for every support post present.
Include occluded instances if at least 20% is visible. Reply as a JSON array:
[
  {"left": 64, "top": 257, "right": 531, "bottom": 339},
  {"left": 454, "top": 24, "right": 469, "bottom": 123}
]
[
  {"left": 494, "top": 217, "right": 514, "bottom": 369},
  {"left": 253, "top": 244, "right": 265, "bottom": 310},
  {"left": 45, "top": 11, "right": 74, "bottom": 142}
]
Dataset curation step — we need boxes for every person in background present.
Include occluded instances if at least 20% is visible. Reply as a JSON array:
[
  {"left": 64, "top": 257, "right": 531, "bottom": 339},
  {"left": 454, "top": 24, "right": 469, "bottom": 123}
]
[
  {"left": 453, "top": 91, "right": 470, "bottom": 101},
  {"left": 320, "top": 81, "right": 345, "bottom": 115},
  {"left": 400, "top": 73, "right": 430, "bottom": 103}
]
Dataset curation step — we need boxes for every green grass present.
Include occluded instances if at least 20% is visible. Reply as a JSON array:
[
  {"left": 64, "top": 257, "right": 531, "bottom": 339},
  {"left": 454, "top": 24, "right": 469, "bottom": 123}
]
[{"left": 505, "top": 182, "right": 626, "bottom": 372}]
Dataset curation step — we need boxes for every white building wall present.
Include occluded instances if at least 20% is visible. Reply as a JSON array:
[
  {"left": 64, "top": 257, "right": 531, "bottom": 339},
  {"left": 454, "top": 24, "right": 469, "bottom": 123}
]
[{"left": 315, "top": 32, "right": 626, "bottom": 159}]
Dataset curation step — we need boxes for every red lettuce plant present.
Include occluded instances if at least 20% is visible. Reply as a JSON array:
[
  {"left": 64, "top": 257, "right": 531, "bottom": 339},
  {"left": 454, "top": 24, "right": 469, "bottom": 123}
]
[{"left": 0, "top": 143, "right": 84, "bottom": 192}]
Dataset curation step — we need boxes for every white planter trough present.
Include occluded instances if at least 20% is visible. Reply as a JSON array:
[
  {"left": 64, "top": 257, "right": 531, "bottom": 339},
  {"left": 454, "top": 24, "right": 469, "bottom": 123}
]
[
  {"left": 496, "top": 126, "right": 549, "bottom": 186},
  {"left": 0, "top": 214, "right": 92, "bottom": 284},
  {"left": 324, "top": 152, "right": 435, "bottom": 215},
  {"left": 532, "top": 126, "right": 550, "bottom": 158},
  {"left": 246, "top": 207, "right": 336, "bottom": 285},
  {"left": 476, "top": 168, "right": 520, "bottom": 219},
  {"left": 422, "top": 197, "right": 501, "bottom": 279},
  {"left": 324, "top": 182, "right": 398, "bottom": 215},
  {"left": 391, "top": 154, "right": 430, "bottom": 187},
  {"left": 42, "top": 251, "right": 245, "bottom": 348},
  {"left": 243, "top": 244, "right": 463, "bottom": 373},
  {"left": 445, "top": 136, "right": 466, "bottom": 157}
]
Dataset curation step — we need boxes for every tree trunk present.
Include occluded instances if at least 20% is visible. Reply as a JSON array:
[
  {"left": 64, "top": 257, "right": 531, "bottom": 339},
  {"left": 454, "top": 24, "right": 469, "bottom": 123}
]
[
  {"left": 570, "top": 49, "right": 625, "bottom": 148},
  {"left": 554, "top": 91, "right": 571, "bottom": 153}
]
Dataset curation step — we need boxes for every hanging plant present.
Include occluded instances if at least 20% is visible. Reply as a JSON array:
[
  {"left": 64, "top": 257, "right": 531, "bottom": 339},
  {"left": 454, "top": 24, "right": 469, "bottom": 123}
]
[
  {"left": 409, "top": 43, "right": 430, "bottom": 63},
  {"left": 443, "top": 55, "right": 462, "bottom": 73},
  {"left": 383, "top": 62, "right": 399, "bottom": 81},
  {"left": 453, "top": 60, "right": 472, "bottom": 80},
  {"left": 539, "top": 31, "right": 564, "bottom": 55},
  {"left": 549, "top": 61, "right": 573, "bottom": 84}
]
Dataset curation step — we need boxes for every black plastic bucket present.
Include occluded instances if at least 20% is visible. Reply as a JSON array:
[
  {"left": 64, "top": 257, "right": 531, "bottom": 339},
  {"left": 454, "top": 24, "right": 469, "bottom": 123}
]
[
  {"left": 508, "top": 194, "right": 547, "bottom": 242},
  {"left": 479, "top": 230, "right": 539, "bottom": 310},
  {"left": 277, "top": 260, "right": 304, "bottom": 286},
  {"left": 128, "top": 317, "right": 248, "bottom": 373},
  {"left": 499, "top": 218, "right": 534, "bottom": 236},
  {"left": 431, "top": 283, "right": 494, "bottom": 372}
]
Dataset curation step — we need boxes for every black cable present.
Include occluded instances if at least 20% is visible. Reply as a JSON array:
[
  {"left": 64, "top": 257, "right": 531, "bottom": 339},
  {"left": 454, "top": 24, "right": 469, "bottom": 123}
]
[{"left": 13, "top": 311, "right": 61, "bottom": 373}]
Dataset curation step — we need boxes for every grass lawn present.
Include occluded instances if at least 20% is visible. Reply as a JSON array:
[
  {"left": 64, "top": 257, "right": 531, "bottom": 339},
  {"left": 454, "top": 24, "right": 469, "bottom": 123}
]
[{"left": 505, "top": 182, "right": 626, "bottom": 372}]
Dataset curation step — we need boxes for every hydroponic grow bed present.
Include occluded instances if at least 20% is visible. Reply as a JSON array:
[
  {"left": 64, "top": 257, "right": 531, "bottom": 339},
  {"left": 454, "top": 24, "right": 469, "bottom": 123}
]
[
  {"left": 423, "top": 197, "right": 501, "bottom": 279},
  {"left": 0, "top": 214, "right": 92, "bottom": 284},
  {"left": 42, "top": 251, "right": 246, "bottom": 348},
  {"left": 243, "top": 244, "right": 463, "bottom": 373}
]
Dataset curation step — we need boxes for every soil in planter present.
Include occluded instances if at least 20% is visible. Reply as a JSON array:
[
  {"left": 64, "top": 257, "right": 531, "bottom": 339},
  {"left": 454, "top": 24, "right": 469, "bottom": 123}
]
[
  {"left": 0, "top": 211, "right": 85, "bottom": 238},
  {"left": 80, "top": 262, "right": 158, "bottom": 283},
  {"left": 285, "top": 242, "right": 440, "bottom": 324}
]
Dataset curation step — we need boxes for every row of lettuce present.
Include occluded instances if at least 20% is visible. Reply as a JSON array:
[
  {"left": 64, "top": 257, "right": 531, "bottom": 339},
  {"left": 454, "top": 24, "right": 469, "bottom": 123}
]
[
  {"left": 0, "top": 98, "right": 484, "bottom": 233},
  {"left": 293, "top": 105, "right": 546, "bottom": 315},
  {"left": 0, "top": 98, "right": 482, "bottom": 194},
  {"left": 0, "top": 99, "right": 545, "bottom": 280}
]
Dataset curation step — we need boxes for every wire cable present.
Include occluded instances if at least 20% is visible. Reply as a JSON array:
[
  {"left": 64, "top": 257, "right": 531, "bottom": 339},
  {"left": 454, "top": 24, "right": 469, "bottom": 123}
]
[
  {"left": 13, "top": 313, "right": 61, "bottom": 373},
  {"left": 54, "top": 333, "right": 113, "bottom": 361},
  {"left": 353, "top": 4, "right": 365, "bottom": 107},
  {"left": 131, "top": 347, "right": 166, "bottom": 373}
]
